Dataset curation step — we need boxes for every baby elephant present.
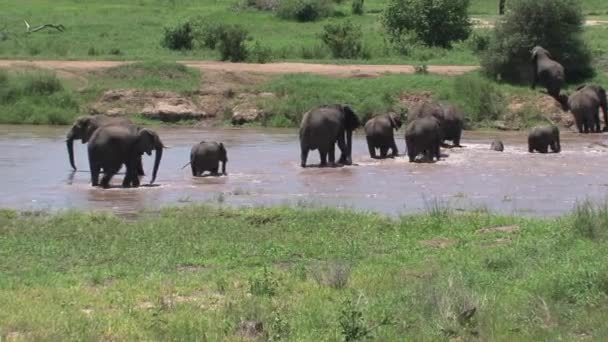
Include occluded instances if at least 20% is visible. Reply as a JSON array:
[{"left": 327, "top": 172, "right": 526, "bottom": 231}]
[
  {"left": 189, "top": 141, "right": 228, "bottom": 176},
  {"left": 528, "top": 126, "right": 561, "bottom": 153},
  {"left": 364, "top": 113, "right": 402, "bottom": 159},
  {"left": 490, "top": 140, "right": 504, "bottom": 152}
]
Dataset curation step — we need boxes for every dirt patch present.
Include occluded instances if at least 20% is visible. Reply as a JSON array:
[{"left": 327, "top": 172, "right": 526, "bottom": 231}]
[
  {"left": 236, "top": 320, "right": 266, "bottom": 340},
  {"left": 476, "top": 225, "right": 520, "bottom": 234},
  {"left": 397, "top": 91, "right": 434, "bottom": 111},
  {"left": 420, "top": 238, "right": 458, "bottom": 249},
  {"left": 176, "top": 264, "right": 212, "bottom": 273}
]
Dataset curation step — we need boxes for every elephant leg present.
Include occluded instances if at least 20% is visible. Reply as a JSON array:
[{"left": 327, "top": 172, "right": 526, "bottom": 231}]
[
  {"left": 574, "top": 117, "right": 583, "bottom": 133},
  {"left": 191, "top": 163, "right": 197, "bottom": 177},
  {"left": 594, "top": 115, "right": 601, "bottom": 133},
  {"left": 328, "top": 144, "right": 336, "bottom": 166},
  {"left": 434, "top": 143, "right": 441, "bottom": 161},
  {"left": 380, "top": 146, "right": 389, "bottom": 159},
  {"left": 550, "top": 142, "right": 558, "bottom": 153},
  {"left": 406, "top": 140, "right": 415, "bottom": 162},
  {"left": 300, "top": 147, "right": 309, "bottom": 168},
  {"left": 212, "top": 167, "right": 219, "bottom": 175},
  {"left": 366, "top": 137, "right": 377, "bottom": 159},
  {"left": 390, "top": 139, "right": 399, "bottom": 157},
  {"left": 89, "top": 160, "right": 101, "bottom": 187},
  {"left": 319, "top": 149, "right": 328, "bottom": 167},
  {"left": 137, "top": 156, "right": 145, "bottom": 176},
  {"left": 337, "top": 135, "right": 347, "bottom": 164},
  {"left": 539, "top": 145, "right": 548, "bottom": 154}
]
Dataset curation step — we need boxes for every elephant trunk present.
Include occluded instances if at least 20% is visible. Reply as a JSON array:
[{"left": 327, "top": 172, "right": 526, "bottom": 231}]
[
  {"left": 66, "top": 130, "right": 77, "bottom": 170},
  {"left": 150, "top": 146, "right": 163, "bottom": 184}
]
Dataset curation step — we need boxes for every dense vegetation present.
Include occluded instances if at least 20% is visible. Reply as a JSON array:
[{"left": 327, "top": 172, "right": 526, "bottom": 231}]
[{"left": 2, "top": 202, "right": 608, "bottom": 339}]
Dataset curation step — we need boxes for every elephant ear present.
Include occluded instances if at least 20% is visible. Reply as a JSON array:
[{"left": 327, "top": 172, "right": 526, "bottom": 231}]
[
  {"left": 137, "top": 129, "right": 162, "bottom": 154},
  {"left": 342, "top": 105, "right": 360, "bottom": 131}
]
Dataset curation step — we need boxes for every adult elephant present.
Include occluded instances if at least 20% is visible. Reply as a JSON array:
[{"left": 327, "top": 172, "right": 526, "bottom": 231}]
[
  {"left": 408, "top": 101, "right": 464, "bottom": 147},
  {"left": 87, "top": 126, "right": 164, "bottom": 188},
  {"left": 528, "top": 125, "right": 561, "bottom": 153},
  {"left": 531, "top": 46, "right": 565, "bottom": 101},
  {"left": 188, "top": 141, "right": 228, "bottom": 176},
  {"left": 66, "top": 115, "right": 143, "bottom": 175},
  {"left": 299, "top": 104, "right": 360, "bottom": 168},
  {"left": 364, "top": 113, "right": 402, "bottom": 159},
  {"left": 567, "top": 84, "right": 608, "bottom": 133},
  {"left": 405, "top": 116, "right": 442, "bottom": 163}
]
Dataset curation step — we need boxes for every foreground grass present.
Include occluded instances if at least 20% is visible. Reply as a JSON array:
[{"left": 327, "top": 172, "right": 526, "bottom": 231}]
[
  {"left": 0, "top": 0, "right": 606, "bottom": 64},
  {"left": 1, "top": 203, "right": 608, "bottom": 340}
]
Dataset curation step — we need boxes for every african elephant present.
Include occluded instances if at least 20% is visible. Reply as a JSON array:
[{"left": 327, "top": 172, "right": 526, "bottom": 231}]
[
  {"left": 408, "top": 101, "right": 464, "bottom": 147},
  {"left": 567, "top": 84, "right": 608, "bottom": 133},
  {"left": 299, "top": 104, "right": 360, "bottom": 168},
  {"left": 189, "top": 141, "right": 228, "bottom": 176},
  {"left": 66, "top": 115, "right": 144, "bottom": 176},
  {"left": 528, "top": 125, "right": 560, "bottom": 153},
  {"left": 405, "top": 116, "right": 442, "bottom": 162},
  {"left": 490, "top": 140, "right": 504, "bottom": 151},
  {"left": 87, "top": 126, "right": 163, "bottom": 188},
  {"left": 364, "top": 113, "right": 402, "bottom": 159},
  {"left": 531, "top": 46, "right": 565, "bottom": 101}
]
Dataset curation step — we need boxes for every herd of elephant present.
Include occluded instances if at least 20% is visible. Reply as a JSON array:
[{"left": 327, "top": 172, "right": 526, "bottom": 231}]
[{"left": 65, "top": 46, "right": 606, "bottom": 188}]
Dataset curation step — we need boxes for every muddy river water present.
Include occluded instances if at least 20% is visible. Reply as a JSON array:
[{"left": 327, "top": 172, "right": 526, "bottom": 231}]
[{"left": 1, "top": 125, "right": 608, "bottom": 217}]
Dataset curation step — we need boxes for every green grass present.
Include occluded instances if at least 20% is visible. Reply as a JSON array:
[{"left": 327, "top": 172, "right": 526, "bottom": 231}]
[
  {"left": 2, "top": 203, "right": 608, "bottom": 340},
  {"left": 0, "top": 0, "right": 605, "bottom": 64}
]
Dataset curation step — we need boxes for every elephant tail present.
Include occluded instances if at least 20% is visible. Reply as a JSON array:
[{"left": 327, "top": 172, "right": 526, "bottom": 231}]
[{"left": 181, "top": 162, "right": 191, "bottom": 170}]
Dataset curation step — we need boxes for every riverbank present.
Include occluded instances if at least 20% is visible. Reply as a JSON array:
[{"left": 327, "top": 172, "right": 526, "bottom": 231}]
[
  {"left": 0, "top": 60, "right": 592, "bottom": 129},
  {"left": 1, "top": 203, "right": 608, "bottom": 340}
]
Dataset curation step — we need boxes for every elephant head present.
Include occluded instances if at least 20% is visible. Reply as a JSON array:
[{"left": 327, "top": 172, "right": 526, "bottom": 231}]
[
  {"left": 134, "top": 129, "right": 164, "bottom": 184},
  {"left": 341, "top": 105, "right": 360, "bottom": 163},
  {"left": 531, "top": 46, "right": 551, "bottom": 63},
  {"left": 66, "top": 116, "right": 98, "bottom": 170},
  {"left": 388, "top": 113, "right": 403, "bottom": 130}
]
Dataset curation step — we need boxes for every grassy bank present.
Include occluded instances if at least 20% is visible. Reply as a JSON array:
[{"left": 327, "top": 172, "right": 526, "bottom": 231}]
[
  {"left": 0, "top": 0, "right": 606, "bottom": 64},
  {"left": 1, "top": 203, "right": 608, "bottom": 340}
]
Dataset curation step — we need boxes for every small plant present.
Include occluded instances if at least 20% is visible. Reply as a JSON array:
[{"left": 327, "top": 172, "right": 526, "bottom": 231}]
[
  {"left": 300, "top": 44, "right": 328, "bottom": 59},
  {"left": 277, "top": 0, "right": 333, "bottom": 22},
  {"left": 351, "top": 0, "right": 364, "bottom": 15},
  {"left": 161, "top": 21, "right": 194, "bottom": 50},
  {"left": 466, "top": 31, "right": 490, "bottom": 54},
  {"left": 249, "top": 41, "right": 273, "bottom": 63},
  {"left": 339, "top": 297, "right": 391, "bottom": 341},
  {"left": 249, "top": 266, "right": 279, "bottom": 296},
  {"left": 311, "top": 262, "right": 352, "bottom": 289},
  {"left": 572, "top": 200, "right": 608, "bottom": 240},
  {"left": 109, "top": 48, "right": 122, "bottom": 55},
  {"left": 268, "top": 310, "right": 290, "bottom": 341},
  {"left": 191, "top": 19, "right": 225, "bottom": 49},
  {"left": 87, "top": 46, "right": 99, "bottom": 56},
  {"left": 218, "top": 25, "right": 250, "bottom": 62},
  {"left": 320, "top": 20, "right": 364, "bottom": 59}
]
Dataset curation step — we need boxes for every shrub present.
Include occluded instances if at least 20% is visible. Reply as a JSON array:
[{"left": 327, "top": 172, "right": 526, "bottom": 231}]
[
  {"left": 481, "top": 0, "right": 593, "bottom": 83},
  {"left": 320, "top": 20, "right": 364, "bottom": 59},
  {"left": 109, "top": 48, "right": 122, "bottom": 55},
  {"left": 218, "top": 25, "right": 250, "bottom": 62},
  {"left": 87, "top": 47, "right": 99, "bottom": 56},
  {"left": 466, "top": 31, "right": 490, "bottom": 54},
  {"left": 248, "top": 41, "right": 273, "bottom": 63},
  {"left": 190, "top": 18, "right": 224, "bottom": 50},
  {"left": 452, "top": 74, "right": 505, "bottom": 127},
  {"left": 277, "top": 0, "right": 333, "bottom": 22},
  {"left": 351, "top": 0, "right": 364, "bottom": 15},
  {"left": 161, "top": 21, "right": 194, "bottom": 50},
  {"left": 382, "top": 0, "right": 471, "bottom": 48},
  {"left": 572, "top": 200, "right": 608, "bottom": 240}
]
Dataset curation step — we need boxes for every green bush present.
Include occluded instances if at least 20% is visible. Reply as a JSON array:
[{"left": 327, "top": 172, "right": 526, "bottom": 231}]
[
  {"left": 320, "top": 20, "right": 365, "bottom": 59},
  {"left": 451, "top": 74, "right": 505, "bottom": 127},
  {"left": 351, "top": 0, "right": 364, "bottom": 15},
  {"left": 277, "top": 0, "right": 333, "bottom": 22},
  {"left": 190, "top": 18, "right": 224, "bottom": 50},
  {"left": 218, "top": 25, "right": 250, "bottom": 62},
  {"left": 481, "top": 0, "right": 593, "bottom": 83},
  {"left": 382, "top": 0, "right": 471, "bottom": 48},
  {"left": 161, "top": 21, "right": 194, "bottom": 50},
  {"left": 248, "top": 41, "right": 273, "bottom": 63}
]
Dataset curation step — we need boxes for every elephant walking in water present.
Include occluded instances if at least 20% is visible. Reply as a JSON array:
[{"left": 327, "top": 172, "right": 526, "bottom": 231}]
[
  {"left": 299, "top": 104, "right": 360, "bottom": 167},
  {"left": 87, "top": 126, "right": 164, "bottom": 188},
  {"left": 528, "top": 125, "right": 561, "bottom": 153},
  {"left": 66, "top": 115, "right": 144, "bottom": 176},
  {"left": 568, "top": 84, "right": 608, "bottom": 133},
  {"left": 405, "top": 116, "right": 442, "bottom": 163},
  {"left": 188, "top": 141, "right": 228, "bottom": 176},
  {"left": 408, "top": 101, "right": 464, "bottom": 148},
  {"left": 364, "top": 113, "right": 402, "bottom": 159}
]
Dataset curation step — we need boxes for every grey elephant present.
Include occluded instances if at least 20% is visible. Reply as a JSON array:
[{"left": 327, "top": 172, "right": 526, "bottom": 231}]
[
  {"left": 187, "top": 141, "right": 228, "bottom": 176},
  {"left": 408, "top": 101, "right": 464, "bottom": 147},
  {"left": 405, "top": 116, "right": 442, "bottom": 162},
  {"left": 66, "top": 115, "right": 144, "bottom": 176},
  {"left": 531, "top": 46, "right": 565, "bottom": 101},
  {"left": 364, "top": 113, "right": 402, "bottom": 159},
  {"left": 87, "top": 125, "right": 164, "bottom": 188},
  {"left": 490, "top": 140, "right": 504, "bottom": 151},
  {"left": 299, "top": 104, "right": 360, "bottom": 168},
  {"left": 528, "top": 125, "right": 561, "bottom": 153},
  {"left": 567, "top": 84, "right": 608, "bottom": 133}
]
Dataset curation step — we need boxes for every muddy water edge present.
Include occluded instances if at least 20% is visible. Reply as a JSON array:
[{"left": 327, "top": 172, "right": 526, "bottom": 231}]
[{"left": 1, "top": 124, "right": 608, "bottom": 217}]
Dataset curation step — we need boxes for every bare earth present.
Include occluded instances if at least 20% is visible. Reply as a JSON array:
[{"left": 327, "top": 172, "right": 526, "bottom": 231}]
[{"left": 0, "top": 60, "right": 479, "bottom": 77}]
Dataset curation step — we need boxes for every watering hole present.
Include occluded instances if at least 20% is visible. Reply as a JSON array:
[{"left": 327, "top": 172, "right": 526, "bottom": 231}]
[{"left": 2, "top": 124, "right": 608, "bottom": 217}]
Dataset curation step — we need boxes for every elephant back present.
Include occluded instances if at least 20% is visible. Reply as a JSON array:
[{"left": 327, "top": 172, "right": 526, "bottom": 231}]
[{"left": 407, "top": 101, "right": 444, "bottom": 124}]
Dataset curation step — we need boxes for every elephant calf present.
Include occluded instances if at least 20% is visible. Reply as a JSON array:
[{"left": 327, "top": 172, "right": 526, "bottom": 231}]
[
  {"left": 408, "top": 101, "right": 464, "bottom": 148},
  {"left": 364, "top": 113, "right": 402, "bottom": 159},
  {"left": 531, "top": 46, "right": 565, "bottom": 101},
  {"left": 528, "top": 125, "right": 561, "bottom": 154},
  {"left": 567, "top": 84, "right": 608, "bottom": 133},
  {"left": 405, "top": 116, "right": 441, "bottom": 162},
  {"left": 490, "top": 140, "right": 504, "bottom": 152},
  {"left": 189, "top": 141, "right": 228, "bottom": 176}
]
